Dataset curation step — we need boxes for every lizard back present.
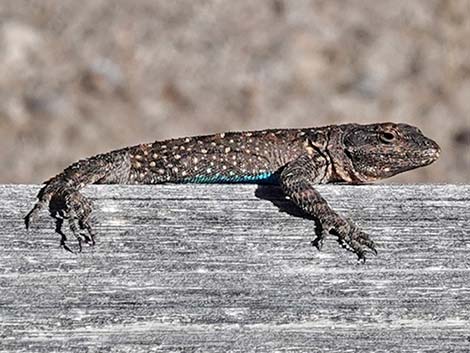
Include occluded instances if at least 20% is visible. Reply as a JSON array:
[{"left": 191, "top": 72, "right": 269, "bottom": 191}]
[{"left": 126, "top": 128, "right": 322, "bottom": 185}]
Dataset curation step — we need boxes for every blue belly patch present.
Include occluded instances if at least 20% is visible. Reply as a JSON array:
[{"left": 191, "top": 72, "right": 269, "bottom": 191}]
[{"left": 182, "top": 172, "right": 279, "bottom": 184}]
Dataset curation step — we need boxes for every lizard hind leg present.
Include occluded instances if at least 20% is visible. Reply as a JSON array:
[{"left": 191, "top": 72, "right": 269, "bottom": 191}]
[
  {"left": 26, "top": 186, "right": 96, "bottom": 252},
  {"left": 33, "top": 187, "right": 96, "bottom": 252},
  {"left": 25, "top": 148, "right": 131, "bottom": 250}
]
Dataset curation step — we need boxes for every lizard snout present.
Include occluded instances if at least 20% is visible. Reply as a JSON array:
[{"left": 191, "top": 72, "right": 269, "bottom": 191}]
[{"left": 421, "top": 139, "right": 441, "bottom": 163}]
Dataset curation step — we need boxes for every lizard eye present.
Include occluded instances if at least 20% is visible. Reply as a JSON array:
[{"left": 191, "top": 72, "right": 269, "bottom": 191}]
[{"left": 379, "top": 131, "right": 396, "bottom": 144}]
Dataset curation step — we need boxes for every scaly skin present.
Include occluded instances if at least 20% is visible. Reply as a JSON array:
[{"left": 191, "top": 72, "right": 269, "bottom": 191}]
[{"left": 25, "top": 122, "right": 440, "bottom": 260}]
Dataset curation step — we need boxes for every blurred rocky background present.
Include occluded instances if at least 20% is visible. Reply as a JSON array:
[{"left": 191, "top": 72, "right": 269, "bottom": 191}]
[{"left": 0, "top": 0, "right": 469, "bottom": 183}]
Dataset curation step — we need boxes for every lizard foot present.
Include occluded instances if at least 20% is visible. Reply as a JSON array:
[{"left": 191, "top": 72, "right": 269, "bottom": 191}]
[
  {"left": 333, "top": 221, "right": 377, "bottom": 262},
  {"left": 52, "top": 191, "right": 96, "bottom": 252},
  {"left": 26, "top": 190, "right": 96, "bottom": 252},
  {"left": 315, "top": 218, "right": 376, "bottom": 262}
]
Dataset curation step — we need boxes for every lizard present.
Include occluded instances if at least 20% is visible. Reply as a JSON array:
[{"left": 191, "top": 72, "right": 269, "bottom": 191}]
[{"left": 24, "top": 122, "right": 440, "bottom": 261}]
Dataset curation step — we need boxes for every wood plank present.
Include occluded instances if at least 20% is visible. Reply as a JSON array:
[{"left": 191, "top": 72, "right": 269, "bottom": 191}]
[{"left": 1, "top": 184, "right": 469, "bottom": 352}]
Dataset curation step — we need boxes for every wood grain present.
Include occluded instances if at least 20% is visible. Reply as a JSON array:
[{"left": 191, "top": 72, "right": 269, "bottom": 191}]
[{"left": 1, "top": 184, "right": 469, "bottom": 352}]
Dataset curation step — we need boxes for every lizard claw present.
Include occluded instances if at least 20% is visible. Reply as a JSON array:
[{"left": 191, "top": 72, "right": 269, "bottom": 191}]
[
  {"left": 311, "top": 236, "right": 324, "bottom": 251},
  {"left": 356, "top": 250, "right": 367, "bottom": 263},
  {"left": 366, "top": 243, "right": 378, "bottom": 256},
  {"left": 24, "top": 201, "right": 46, "bottom": 229}
]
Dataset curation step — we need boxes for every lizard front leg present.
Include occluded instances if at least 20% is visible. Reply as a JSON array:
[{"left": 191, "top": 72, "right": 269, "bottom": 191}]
[
  {"left": 279, "top": 155, "right": 377, "bottom": 261},
  {"left": 25, "top": 149, "right": 131, "bottom": 251}
]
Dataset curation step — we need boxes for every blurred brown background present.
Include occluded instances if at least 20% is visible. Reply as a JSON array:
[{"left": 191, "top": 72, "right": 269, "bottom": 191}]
[{"left": 0, "top": 0, "right": 469, "bottom": 184}]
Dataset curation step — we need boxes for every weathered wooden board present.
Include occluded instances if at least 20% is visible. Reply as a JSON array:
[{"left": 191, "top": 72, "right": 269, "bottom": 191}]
[{"left": 1, "top": 184, "right": 469, "bottom": 352}]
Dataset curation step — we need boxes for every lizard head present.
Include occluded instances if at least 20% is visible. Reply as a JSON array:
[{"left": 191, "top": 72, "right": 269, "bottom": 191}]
[{"left": 342, "top": 122, "right": 440, "bottom": 181}]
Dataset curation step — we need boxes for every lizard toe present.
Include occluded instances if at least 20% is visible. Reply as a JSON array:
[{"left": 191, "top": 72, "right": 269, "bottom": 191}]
[
  {"left": 65, "top": 192, "right": 95, "bottom": 251},
  {"left": 311, "top": 235, "right": 325, "bottom": 251},
  {"left": 79, "top": 218, "right": 96, "bottom": 246},
  {"left": 356, "top": 231, "right": 378, "bottom": 255}
]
